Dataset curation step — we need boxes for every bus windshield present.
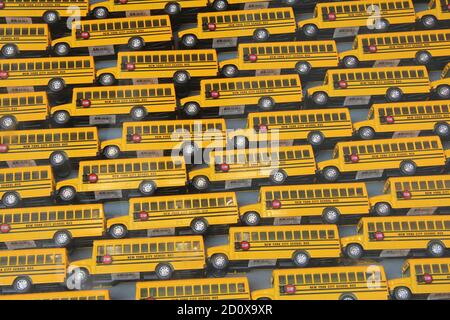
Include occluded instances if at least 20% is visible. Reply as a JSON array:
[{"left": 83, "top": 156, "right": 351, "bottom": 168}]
[
  {"left": 332, "top": 146, "right": 339, "bottom": 159},
  {"left": 368, "top": 108, "right": 374, "bottom": 120},
  {"left": 357, "top": 221, "right": 364, "bottom": 234},
  {"left": 402, "top": 262, "right": 410, "bottom": 277},
  {"left": 383, "top": 181, "right": 391, "bottom": 194}
]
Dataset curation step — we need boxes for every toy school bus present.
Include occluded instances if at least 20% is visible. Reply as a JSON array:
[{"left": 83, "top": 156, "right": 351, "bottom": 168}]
[
  {"left": 341, "top": 215, "right": 450, "bottom": 259},
  {"left": 0, "top": 0, "right": 89, "bottom": 24},
  {"left": 251, "top": 265, "right": 389, "bottom": 300},
  {"left": 52, "top": 15, "right": 172, "bottom": 56},
  {"left": 0, "top": 165, "right": 54, "bottom": 208},
  {"left": 298, "top": 0, "right": 416, "bottom": 39},
  {"left": 179, "top": 74, "right": 302, "bottom": 117},
  {"left": 107, "top": 192, "right": 239, "bottom": 238},
  {"left": 416, "top": 0, "right": 450, "bottom": 29},
  {"left": 0, "top": 91, "right": 49, "bottom": 130},
  {"left": 96, "top": 49, "right": 218, "bottom": 86},
  {"left": 55, "top": 157, "right": 187, "bottom": 202},
  {"left": 0, "top": 248, "right": 67, "bottom": 293},
  {"left": 218, "top": 40, "right": 339, "bottom": 78},
  {"left": 50, "top": 83, "right": 177, "bottom": 126},
  {"left": 389, "top": 258, "right": 450, "bottom": 300},
  {"left": 368, "top": 174, "right": 450, "bottom": 216},
  {"left": 188, "top": 146, "right": 316, "bottom": 191},
  {"left": 0, "top": 56, "right": 95, "bottom": 93},
  {"left": 136, "top": 277, "right": 250, "bottom": 300},
  {"left": 228, "top": 108, "right": 353, "bottom": 149},
  {"left": 317, "top": 136, "right": 447, "bottom": 182},
  {"left": 100, "top": 118, "right": 226, "bottom": 159},
  {"left": 0, "top": 289, "right": 110, "bottom": 300},
  {"left": 207, "top": 225, "right": 340, "bottom": 270},
  {"left": 307, "top": 66, "right": 430, "bottom": 106},
  {"left": 0, "top": 24, "right": 50, "bottom": 58},
  {"left": 178, "top": 8, "right": 297, "bottom": 48},
  {"left": 340, "top": 29, "right": 450, "bottom": 68},
  {"left": 239, "top": 182, "right": 370, "bottom": 225},
  {"left": 0, "top": 203, "right": 105, "bottom": 247},
  {"left": 65, "top": 236, "right": 205, "bottom": 286},
  {"left": 430, "top": 62, "right": 450, "bottom": 99},
  {"left": 353, "top": 100, "right": 450, "bottom": 140}
]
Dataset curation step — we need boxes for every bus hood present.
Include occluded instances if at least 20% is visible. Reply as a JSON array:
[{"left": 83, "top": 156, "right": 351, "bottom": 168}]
[
  {"left": 251, "top": 288, "right": 275, "bottom": 300},
  {"left": 316, "top": 159, "right": 338, "bottom": 171},
  {"left": 206, "top": 244, "right": 229, "bottom": 258},
  {"left": 387, "top": 277, "right": 411, "bottom": 294},
  {"left": 67, "top": 259, "right": 92, "bottom": 274},
  {"left": 368, "top": 194, "right": 392, "bottom": 211},
  {"left": 340, "top": 234, "right": 363, "bottom": 249}
]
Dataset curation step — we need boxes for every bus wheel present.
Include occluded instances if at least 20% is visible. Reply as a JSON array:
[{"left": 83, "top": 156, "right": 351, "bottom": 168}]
[
  {"left": 210, "top": 253, "right": 229, "bottom": 270},
  {"left": 415, "top": 51, "right": 432, "bottom": 65},
  {"left": 49, "top": 151, "right": 68, "bottom": 168},
  {"left": 53, "top": 230, "right": 72, "bottom": 247},
  {"left": 52, "top": 110, "right": 70, "bottom": 126},
  {"left": 295, "top": 61, "right": 311, "bottom": 75},
  {"left": 92, "top": 7, "right": 109, "bottom": 19},
  {"left": 270, "top": 169, "right": 287, "bottom": 185},
  {"left": 345, "top": 243, "right": 364, "bottom": 259},
  {"left": 128, "top": 37, "right": 145, "bottom": 50},
  {"left": 374, "top": 18, "right": 389, "bottom": 32},
  {"left": 233, "top": 136, "right": 249, "bottom": 149},
  {"left": 165, "top": 2, "right": 181, "bottom": 15},
  {"left": 222, "top": 64, "right": 238, "bottom": 78},
  {"left": 1, "top": 44, "right": 18, "bottom": 58},
  {"left": 130, "top": 106, "right": 147, "bottom": 121},
  {"left": 58, "top": 186, "right": 77, "bottom": 202},
  {"left": 283, "top": 0, "right": 298, "bottom": 5},
  {"left": 342, "top": 56, "right": 359, "bottom": 68},
  {"left": 98, "top": 73, "right": 116, "bottom": 86},
  {"left": 427, "top": 241, "right": 446, "bottom": 257},
  {"left": 191, "top": 176, "right": 210, "bottom": 191},
  {"left": 302, "top": 24, "right": 318, "bottom": 38},
  {"left": 0, "top": 115, "right": 17, "bottom": 130},
  {"left": 386, "top": 87, "right": 403, "bottom": 102},
  {"left": 434, "top": 122, "right": 450, "bottom": 138},
  {"left": 340, "top": 293, "right": 357, "bottom": 300},
  {"left": 54, "top": 43, "right": 70, "bottom": 56},
  {"left": 373, "top": 202, "right": 391, "bottom": 216},
  {"left": 436, "top": 85, "right": 450, "bottom": 99},
  {"left": 253, "top": 29, "right": 269, "bottom": 42},
  {"left": 155, "top": 263, "right": 173, "bottom": 280},
  {"left": 393, "top": 287, "right": 412, "bottom": 300},
  {"left": 13, "top": 277, "right": 32, "bottom": 293},
  {"left": 258, "top": 97, "right": 275, "bottom": 111},
  {"left": 181, "top": 34, "right": 198, "bottom": 48},
  {"left": 181, "top": 142, "right": 198, "bottom": 157},
  {"left": 322, "top": 166, "right": 340, "bottom": 182},
  {"left": 292, "top": 251, "right": 310, "bottom": 267},
  {"left": 212, "top": 0, "right": 228, "bottom": 11},
  {"left": 2, "top": 191, "right": 20, "bottom": 208},
  {"left": 67, "top": 268, "right": 89, "bottom": 290},
  {"left": 257, "top": 297, "right": 272, "bottom": 300},
  {"left": 183, "top": 102, "right": 200, "bottom": 117},
  {"left": 48, "top": 78, "right": 65, "bottom": 93},
  {"left": 191, "top": 218, "right": 208, "bottom": 234},
  {"left": 322, "top": 207, "right": 340, "bottom": 224},
  {"left": 358, "top": 126, "right": 375, "bottom": 140},
  {"left": 311, "top": 91, "right": 328, "bottom": 106},
  {"left": 139, "top": 180, "right": 157, "bottom": 196},
  {"left": 307, "top": 131, "right": 324, "bottom": 146},
  {"left": 109, "top": 224, "right": 128, "bottom": 239},
  {"left": 173, "top": 70, "right": 191, "bottom": 85},
  {"left": 43, "top": 10, "right": 59, "bottom": 24},
  {"left": 242, "top": 211, "right": 261, "bottom": 226},
  {"left": 103, "top": 145, "right": 120, "bottom": 159},
  {"left": 399, "top": 160, "right": 416, "bottom": 176},
  {"left": 421, "top": 15, "right": 437, "bottom": 29}
]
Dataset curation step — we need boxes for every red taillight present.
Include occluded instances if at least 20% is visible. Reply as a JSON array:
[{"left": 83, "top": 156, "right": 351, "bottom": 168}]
[
  {"left": 0, "top": 144, "right": 8, "bottom": 153},
  {"left": 88, "top": 173, "right": 98, "bottom": 183},
  {"left": 220, "top": 163, "right": 230, "bottom": 172},
  {"left": 102, "top": 255, "right": 113, "bottom": 264},
  {"left": 0, "top": 70, "right": 9, "bottom": 79},
  {"left": 259, "top": 124, "right": 268, "bottom": 133},
  {"left": 272, "top": 199, "right": 281, "bottom": 209},
  {"left": 248, "top": 54, "right": 258, "bottom": 62},
  {"left": 338, "top": 80, "right": 348, "bottom": 89},
  {"left": 402, "top": 190, "right": 411, "bottom": 199},
  {"left": 328, "top": 12, "right": 336, "bottom": 21},
  {"left": 126, "top": 62, "right": 135, "bottom": 71},
  {"left": 146, "top": 297, "right": 155, "bottom": 300},
  {"left": 119, "top": 0, "right": 128, "bottom": 3},
  {"left": 386, "top": 115, "right": 395, "bottom": 124},
  {"left": 0, "top": 224, "right": 10, "bottom": 233},
  {"left": 423, "top": 273, "right": 433, "bottom": 284},
  {"left": 368, "top": 44, "right": 377, "bottom": 53},
  {"left": 80, "top": 31, "right": 90, "bottom": 40},
  {"left": 0, "top": 2, "right": 5, "bottom": 9},
  {"left": 350, "top": 154, "right": 359, "bottom": 163},
  {"left": 207, "top": 23, "right": 216, "bottom": 31},
  {"left": 138, "top": 211, "right": 149, "bottom": 221},
  {"left": 81, "top": 99, "right": 91, "bottom": 107},
  {"left": 210, "top": 90, "right": 220, "bottom": 99},
  {"left": 240, "top": 241, "right": 250, "bottom": 251},
  {"left": 131, "top": 134, "right": 142, "bottom": 143},
  {"left": 285, "top": 284, "right": 296, "bottom": 294},
  {"left": 375, "top": 231, "right": 384, "bottom": 241},
  {"left": 447, "top": 4, "right": 450, "bottom": 10}
]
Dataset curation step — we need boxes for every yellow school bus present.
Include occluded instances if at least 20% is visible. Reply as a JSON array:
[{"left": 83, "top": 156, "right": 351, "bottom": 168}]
[
  {"left": 188, "top": 146, "right": 316, "bottom": 191},
  {"left": 0, "top": 24, "right": 50, "bottom": 58},
  {"left": 136, "top": 277, "right": 250, "bottom": 300},
  {"left": 0, "top": 0, "right": 89, "bottom": 24},
  {"left": 416, "top": 0, "right": 450, "bottom": 29},
  {"left": 207, "top": 225, "right": 340, "bottom": 270},
  {"left": 96, "top": 49, "right": 218, "bottom": 86},
  {"left": 55, "top": 157, "right": 187, "bottom": 202},
  {"left": 339, "top": 29, "right": 450, "bottom": 68},
  {"left": 0, "top": 91, "right": 49, "bottom": 130},
  {"left": 239, "top": 182, "right": 370, "bottom": 225},
  {"left": 298, "top": 0, "right": 416, "bottom": 38},
  {"left": 0, "top": 127, "right": 100, "bottom": 169},
  {"left": 50, "top": 84, "right": 177, "bottom": 125},
  {"left": 389, "top": 258, "right": 450, "bottom": 300},
  {"left": 0, "top": 56, "right": 95, "bottom": 93},
  {"left": 107, "top": 192, "right": 239, "bottom": 238},
  {"left": 317, "top": 136, "right": 446, "bottom": 182},
  {"left": 0, "top": 289, "right": 110, "bottom": 300},
  {"left": 0, "top": 165, "right": 54, "bottom": 208},
  {"left": 90, "top": 0, "right": 208, "bottom": 17},
  {"left": 430, "top": 62, "right": 450, "bottom": 99},
  {"left": 100, "top": 118, "right": 226, "bottom": 159},
  {"left": 251, "top": 265, "right": 389, "bottom": 300},
  {"left": 353, "top": 100, "right": 450, "bottom": 140},
  {"left": 307, "top": 66, "right": 430, "bottom": 106},
  {"left": 0, "top": 203, "right": 105, "bottom": 247},
  {"left": 52, "top": 15, "right": 172, "bottom": 56},
  {"left": 368, "top": 175, "right": 450, "bottom": 216},
  {"left": 179, "top": 74, "right": 302, "bottom": 117},
  {"left": 66, "top": 236, "right": 205, "bottom": 286},
  {"left": 0, "top": 248, "right": 67, "bottom": 293},
  {"left": 228, "top": 108, "right": 353, "bottom": 148},
  {"left": 341, "top": 215, "right": 450, "bottom": 259},
  {"left": 219, "top": 40, "right": 339, "bottom": 77},
  {"left": 178, "top": 8, "right": 297, "bottom": 48}
]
